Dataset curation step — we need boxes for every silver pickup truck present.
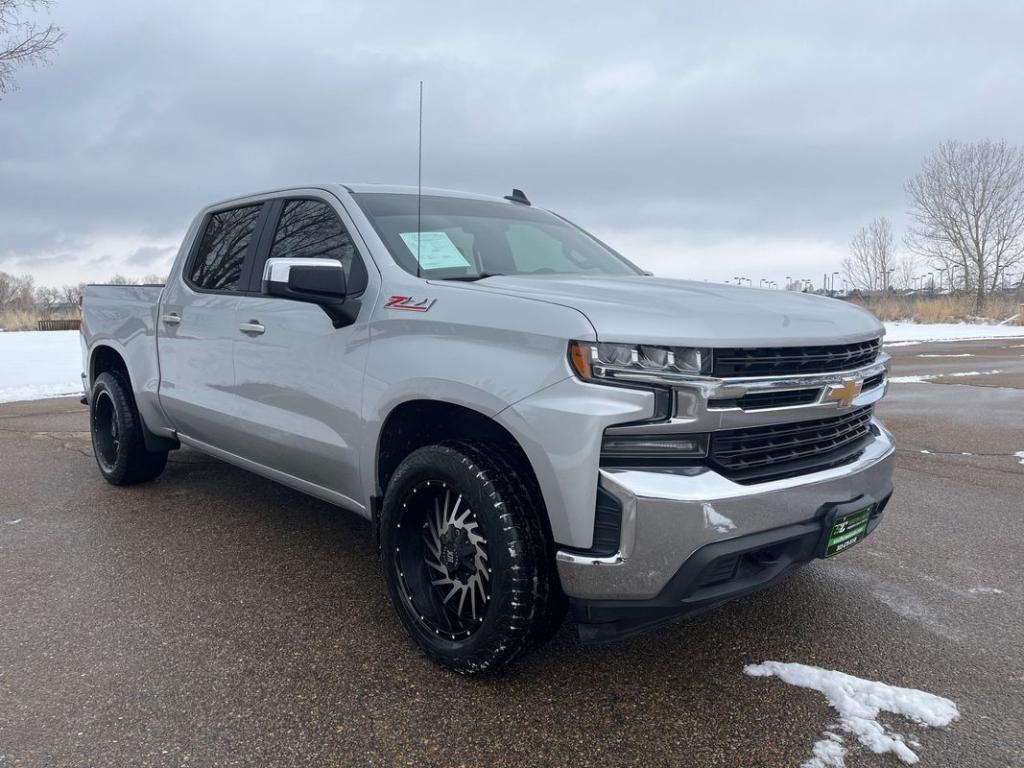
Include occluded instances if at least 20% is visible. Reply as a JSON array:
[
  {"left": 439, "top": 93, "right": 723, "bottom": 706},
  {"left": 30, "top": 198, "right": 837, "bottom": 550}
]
[{"left": 81, "top": 184, "right": 894, "bottom": 673}]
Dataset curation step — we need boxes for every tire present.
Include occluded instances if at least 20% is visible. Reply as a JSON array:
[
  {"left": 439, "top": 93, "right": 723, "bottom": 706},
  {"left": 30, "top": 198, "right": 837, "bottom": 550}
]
[
  {"left": 381, "top": 440, "right": 565, "bottom": 674},
  {"left": 89, "top": 371, "right": 168, "bottom": 485}
]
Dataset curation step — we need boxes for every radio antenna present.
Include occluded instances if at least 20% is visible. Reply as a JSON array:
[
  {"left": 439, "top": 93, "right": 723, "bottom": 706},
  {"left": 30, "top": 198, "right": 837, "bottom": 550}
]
[{"left": 416, "top": 80, "right": 423, "bottom": 278}]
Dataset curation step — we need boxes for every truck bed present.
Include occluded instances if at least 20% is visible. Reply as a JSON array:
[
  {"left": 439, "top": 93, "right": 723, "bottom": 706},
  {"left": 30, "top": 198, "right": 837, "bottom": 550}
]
[{"left": 80, "top": 284, "right": 166, "bottom": 429}]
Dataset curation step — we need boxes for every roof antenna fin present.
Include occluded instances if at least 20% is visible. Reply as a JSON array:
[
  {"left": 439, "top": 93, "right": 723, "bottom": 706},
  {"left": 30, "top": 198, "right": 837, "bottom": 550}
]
[{"left": 504, "top": 188, "right": 531, "bottom": 205}]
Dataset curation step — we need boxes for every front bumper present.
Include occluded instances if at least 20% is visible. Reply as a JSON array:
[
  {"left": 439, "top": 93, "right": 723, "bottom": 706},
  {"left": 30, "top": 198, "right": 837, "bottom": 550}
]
[{"left": 556, "top": 420, "right": 895, "bottom": 639}]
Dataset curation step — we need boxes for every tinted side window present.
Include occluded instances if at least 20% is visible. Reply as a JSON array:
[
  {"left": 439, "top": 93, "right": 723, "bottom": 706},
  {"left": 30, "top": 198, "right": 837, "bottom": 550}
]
[
  {"left": 269, "top": 199, "right": 367, "bottom": 293},
  {"left": 190, "top": 205, "right": 263, "bottom": 291}
]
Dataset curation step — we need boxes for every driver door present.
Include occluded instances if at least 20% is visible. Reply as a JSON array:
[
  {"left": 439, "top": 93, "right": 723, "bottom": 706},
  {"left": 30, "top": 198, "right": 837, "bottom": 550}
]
[{"left": 230, "top": 194, "right": 375, "bottom": 507}]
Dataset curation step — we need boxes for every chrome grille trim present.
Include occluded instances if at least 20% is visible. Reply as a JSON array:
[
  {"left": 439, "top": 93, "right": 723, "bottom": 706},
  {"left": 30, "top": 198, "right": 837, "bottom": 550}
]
[{"left": 712, "top": 338, "right": 882, "bottom": 377}]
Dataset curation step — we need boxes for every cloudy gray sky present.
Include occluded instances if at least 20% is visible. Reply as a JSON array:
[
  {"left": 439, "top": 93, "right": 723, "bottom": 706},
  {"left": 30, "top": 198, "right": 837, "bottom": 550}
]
[{"left": 3, "top": 0, "right": 1024, "bottom": 289}]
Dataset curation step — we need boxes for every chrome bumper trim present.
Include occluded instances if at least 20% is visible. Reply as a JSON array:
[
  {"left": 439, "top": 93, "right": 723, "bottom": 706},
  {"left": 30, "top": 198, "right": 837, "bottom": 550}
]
[{"left": 556, "top": 421, "right": 895, "bottom": 601}]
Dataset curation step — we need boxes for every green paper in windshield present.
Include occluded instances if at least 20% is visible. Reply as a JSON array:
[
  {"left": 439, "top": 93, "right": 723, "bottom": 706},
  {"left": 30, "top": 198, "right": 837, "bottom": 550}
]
[{"left": 399, "top": 231, "right": 471, "bottom": 270}]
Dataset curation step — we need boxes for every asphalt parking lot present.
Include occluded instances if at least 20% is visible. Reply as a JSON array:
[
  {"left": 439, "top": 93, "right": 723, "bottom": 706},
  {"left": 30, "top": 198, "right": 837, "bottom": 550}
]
[{"left": 1, "top": 339, "right": 1022, "bottom": 767}]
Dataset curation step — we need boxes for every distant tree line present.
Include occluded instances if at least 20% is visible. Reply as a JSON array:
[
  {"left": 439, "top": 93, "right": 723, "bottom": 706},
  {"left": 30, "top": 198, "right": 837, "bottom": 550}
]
[
  {"left": 844, "top": 139, "right": 1024, "bottom": 313},
  {"left": 0, "top": 271, "right": 165, "bottom": 315}
]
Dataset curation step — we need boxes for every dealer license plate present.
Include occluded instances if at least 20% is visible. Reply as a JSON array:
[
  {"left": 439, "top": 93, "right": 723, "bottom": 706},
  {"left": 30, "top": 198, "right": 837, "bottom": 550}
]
[{"left": 824, "top": 505, "right": 873, "bottom": 558}]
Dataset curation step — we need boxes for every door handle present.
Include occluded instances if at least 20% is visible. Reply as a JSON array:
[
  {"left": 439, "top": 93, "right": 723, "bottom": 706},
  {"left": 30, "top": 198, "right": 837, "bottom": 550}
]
[
  {"left": 239, "top": 321, "right": 266, "bottom": 335},
  {"left": 161, "top": 313, "right": 181, "bottom": 325}
]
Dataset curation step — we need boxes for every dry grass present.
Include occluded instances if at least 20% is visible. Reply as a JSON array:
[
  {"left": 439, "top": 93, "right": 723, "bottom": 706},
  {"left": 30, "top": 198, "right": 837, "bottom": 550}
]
[
  {"left": 849, "top": 293, "right": 1023, "bottom": 324},
  {"left": 0, "top": 309, "right": 80, "bottom": 332}
]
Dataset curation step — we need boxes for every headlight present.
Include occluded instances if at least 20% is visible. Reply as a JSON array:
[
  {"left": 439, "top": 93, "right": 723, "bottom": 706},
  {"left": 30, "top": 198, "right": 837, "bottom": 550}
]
[{"left": 569, "top": 341, "right": 711, "bottom": 383}]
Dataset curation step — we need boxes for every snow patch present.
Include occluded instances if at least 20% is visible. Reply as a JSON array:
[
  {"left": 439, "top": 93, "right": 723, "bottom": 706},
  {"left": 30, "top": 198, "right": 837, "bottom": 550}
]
[
  {"left": 805, "top": 732, "right": 846, "bottom": 768},
  {"left": 0, "top": 330, "right": 82, "bottom": 403},
  {"left": 702, "top": 502, "right": 736, "bottom": 533},
  {"left": 745, "top": 661, "right": 959, "bottom": 766},
  {"left": 4, "top": 519, "right": 22, "bottom": 525},
  {"left": 916, "top": 353, "right": 974, "bottom": 358},
  {"left": 1015, "top": 451, "right": 1024, "bottom": 466},
  {"left": 883, "top": 321, "right": 1024, "bottom": 344},
  {"left": 889, "top": 370, "right": 1004, "bottom": 384},
  {"left": 968, "top": 587, "right": 1003, "bottom": 595}
]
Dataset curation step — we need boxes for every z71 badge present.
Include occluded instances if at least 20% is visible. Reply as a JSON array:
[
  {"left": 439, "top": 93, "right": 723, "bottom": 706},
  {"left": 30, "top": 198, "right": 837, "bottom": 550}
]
[{"left": 384, "top": 295, "right": 436, "bottom": 312}]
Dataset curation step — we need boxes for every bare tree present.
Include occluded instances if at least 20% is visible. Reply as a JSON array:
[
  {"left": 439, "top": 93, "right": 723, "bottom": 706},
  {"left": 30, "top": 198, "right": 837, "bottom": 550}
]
[
  {"left": 61, "top": 282, "right": 83, "bottom": 310},
  {"left": 0, "top": 0, "right": 64, "bottom": 94},
  {"left": 5, "top": 272, "right": 35, "bottom": 308},
  {"left": 106, "top": 274, "right": 139, "bottom": 285},
  {"left": 842, "top": 217, "right": 897, "bottom": 292},
  {"left": 35, "top": 284, "right": 60, "bottom": 311},
  {"left": 892, "top": 251, "right": 919, "bottom": 292},
  {"left": 906, "top": 139, "right": 1024, "bottom": 313}
]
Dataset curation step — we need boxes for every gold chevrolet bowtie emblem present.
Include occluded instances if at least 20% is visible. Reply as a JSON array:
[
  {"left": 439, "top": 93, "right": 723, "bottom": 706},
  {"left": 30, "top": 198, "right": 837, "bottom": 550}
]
[{"left": 824, "top": 378, "right": 863, "bottom": 407}]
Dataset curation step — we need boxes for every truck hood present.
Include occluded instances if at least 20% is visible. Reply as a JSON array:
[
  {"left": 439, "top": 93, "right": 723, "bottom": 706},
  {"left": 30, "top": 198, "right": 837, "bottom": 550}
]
[{"left": 469, "top": 275, "right": 883, "bottom": 347}]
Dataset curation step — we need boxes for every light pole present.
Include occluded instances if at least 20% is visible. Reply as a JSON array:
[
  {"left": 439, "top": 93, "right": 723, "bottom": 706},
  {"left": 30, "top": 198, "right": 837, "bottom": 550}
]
[{"left": 831, "top": 271, "right": 840, "bottom": 297}]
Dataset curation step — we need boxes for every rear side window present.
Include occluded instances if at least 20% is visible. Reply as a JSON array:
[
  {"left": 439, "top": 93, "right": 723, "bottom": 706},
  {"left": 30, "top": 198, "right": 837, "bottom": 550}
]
[
  {"left": 268, "top": 199, "right": 368, "bottom": 293},
  {"left": 189, "top": 205, "right": 263, "bottom": 291}
]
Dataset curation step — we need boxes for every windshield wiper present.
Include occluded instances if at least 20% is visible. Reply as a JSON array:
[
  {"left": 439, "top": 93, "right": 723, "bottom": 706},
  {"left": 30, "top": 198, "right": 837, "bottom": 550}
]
[{"left": 440, "top": 273, "right": 504, "bottom": 282}]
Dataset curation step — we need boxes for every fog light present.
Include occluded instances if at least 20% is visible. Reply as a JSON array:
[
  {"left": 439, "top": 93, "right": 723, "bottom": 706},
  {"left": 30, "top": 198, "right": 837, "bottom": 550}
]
[{"left": 600, "top": 433, "right": 709, "bottom": 467}]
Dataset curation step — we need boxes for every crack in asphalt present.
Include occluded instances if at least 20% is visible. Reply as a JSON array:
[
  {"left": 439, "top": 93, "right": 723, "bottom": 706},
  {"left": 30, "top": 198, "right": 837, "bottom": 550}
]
[
  {"left": 0, "top": 407, "right": 88, "bottom": 420},
  {"left": 896, "top": 447, "right": 1024, "bottom": 458}
]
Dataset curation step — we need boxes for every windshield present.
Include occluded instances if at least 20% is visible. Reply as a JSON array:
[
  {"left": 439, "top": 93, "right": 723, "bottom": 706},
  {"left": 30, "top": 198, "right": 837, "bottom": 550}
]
[{"left": 353, "top": 193, "right": 642, "bottom": 279}]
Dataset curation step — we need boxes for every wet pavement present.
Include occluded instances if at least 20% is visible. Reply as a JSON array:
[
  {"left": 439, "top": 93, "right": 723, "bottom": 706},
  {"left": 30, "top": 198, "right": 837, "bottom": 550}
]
[{"left": 1, "top": 338, "right": 1022, "bottom": 767}]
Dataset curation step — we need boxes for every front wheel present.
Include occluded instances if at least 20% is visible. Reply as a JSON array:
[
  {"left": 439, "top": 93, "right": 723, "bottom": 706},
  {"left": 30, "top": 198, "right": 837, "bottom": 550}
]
[
  {"left": 381, "top": 441, "right": 564, "bottom": 674},
  {"left": 90, "top": 371, "right": 168, "bottom": 485}
]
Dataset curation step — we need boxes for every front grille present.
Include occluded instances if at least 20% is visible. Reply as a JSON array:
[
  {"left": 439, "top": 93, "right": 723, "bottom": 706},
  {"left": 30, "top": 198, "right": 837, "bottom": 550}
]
[
  {"left": 709, "top": 406, "right": 874, "bottom": 484},
  {"left": 709, "top": 388, "right": 820, "bottom": 411},
  {"left": 862, "top": 372, "right": 885, "bottom": 391},
  {"left": 712, "top": 338, "right": 881, "bottom": 377}
]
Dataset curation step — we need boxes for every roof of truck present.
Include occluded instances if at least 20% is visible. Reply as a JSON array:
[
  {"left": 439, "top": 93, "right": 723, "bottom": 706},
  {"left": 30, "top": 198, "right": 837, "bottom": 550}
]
[
  {"left": 341, "top": 183, "right": 511, "bottom": 203},
  {"left": 205, "top": 183, "right": 518, "bottom": 210}
]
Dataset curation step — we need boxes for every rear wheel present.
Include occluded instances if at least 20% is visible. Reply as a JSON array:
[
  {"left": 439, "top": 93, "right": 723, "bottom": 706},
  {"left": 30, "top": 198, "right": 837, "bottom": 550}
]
[
  {"left": 90, "top": 371, "right": 168, "bottom": 485},
  {"left": 381, "top": 440, "right": 564, "bottom": 673}
]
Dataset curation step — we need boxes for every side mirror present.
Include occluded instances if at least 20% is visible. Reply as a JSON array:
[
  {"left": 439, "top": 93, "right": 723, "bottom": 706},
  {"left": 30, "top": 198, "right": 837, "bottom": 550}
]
[{"left": 262, "top": 257, "right": 358, "bottom": 327}]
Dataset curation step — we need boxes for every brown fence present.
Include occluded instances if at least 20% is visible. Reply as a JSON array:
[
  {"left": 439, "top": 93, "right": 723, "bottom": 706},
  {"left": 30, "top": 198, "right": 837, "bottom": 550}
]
[{"left": 37, "top": 319, "right": 82, "bottom": 331}]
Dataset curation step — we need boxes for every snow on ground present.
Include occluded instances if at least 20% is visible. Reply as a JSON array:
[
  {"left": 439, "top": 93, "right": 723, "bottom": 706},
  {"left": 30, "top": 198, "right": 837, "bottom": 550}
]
[
  {"left": 884, "top": 321, "right": 1024, "bottom": 346},
  {"left": 745, "top": 661, "right": 959, "bottom": 767},
  {"left": 889, "top": 370, "right": 1004, "bottom": 384},
  {"left": 0, "top": 330, "right": 82, "bottom": 403}
]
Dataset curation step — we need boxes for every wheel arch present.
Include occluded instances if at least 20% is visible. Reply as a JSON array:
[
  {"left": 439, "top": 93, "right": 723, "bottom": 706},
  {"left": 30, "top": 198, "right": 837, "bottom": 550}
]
[
  {"left": 88, "top": 342, "right": 178, "bottom": 453},
  {"left": 89, "top": 343, "right": 130, "bottom": 388},
  {"left": 374, "top": 398, "right": 556, "bottom": 545}
]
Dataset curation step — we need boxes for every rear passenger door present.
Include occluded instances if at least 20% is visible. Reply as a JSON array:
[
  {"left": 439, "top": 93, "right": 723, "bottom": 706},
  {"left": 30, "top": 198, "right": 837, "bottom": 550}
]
[
  {"left": 231, "top": 194, "right": 375, "bottom": 507},
  {"left": 157, "top": 202, "right": 266, "bottom": 449}
]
